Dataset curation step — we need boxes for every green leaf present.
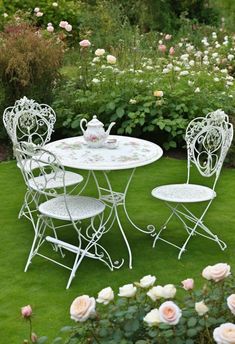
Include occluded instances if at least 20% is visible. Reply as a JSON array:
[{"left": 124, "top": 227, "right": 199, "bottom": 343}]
[
  {"left": 52, "top": 338, "right": 63, "bottom": 344},
  {"left": 185, "top": 340, "right": 194, "bottom": 344},
  {"left": 60, "top": 326, "right": 73, "bottom": 332},
  {"left": 187, "top": 317, "right": 197, "bottom": 328},
  {"left": 37, "top": 337, "right": 48, "bottom": 344},
  {"left": 187, "top": 328, "right": 198, "bottom": 337},
  {"left": 108, "top": 102, "right": 116, "bottom": 110},
  {"left": 71, "top": 118, "right": 81, "bottom": 129},
  {"left": 116, "top": 107, "right": 125, "bottom": 118}
]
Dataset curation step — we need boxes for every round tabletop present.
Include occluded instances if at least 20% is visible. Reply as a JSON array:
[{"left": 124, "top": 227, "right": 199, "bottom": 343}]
[{"left": 45, "top": 135, "right": 163, "bottom": 171}]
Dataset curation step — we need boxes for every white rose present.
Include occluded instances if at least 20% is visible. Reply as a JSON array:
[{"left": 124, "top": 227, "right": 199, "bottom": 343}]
[
  {"left": 144, "top": 309, "right": 161, "bottom": 326},
  {"left": 95, "top": 49, "right": 105, "bottom": 56},
  {"left": 70, "top": 295, "right": 96, "bottom": 322},
  {"left": 107, "top": 55, "right": 116, "bottom": 64},
  {"left": 52, "top": 2, "right": 58, "bottom": 6},
  {"left": 195, "top": 87, "right": 200, "bottom": 93},
  {"left": 202, "top": 263, "right": 231, "bottom": 282},
  {"left": 195, "top": 301, "right": 209, "bottom": 316},
  {"left": 140, "top": 275, "right": 156, "bottom": 288},
  {"left": 34, "top": 7, "right": 40, "bottom": 13},
  {"left": 213, "top": 323, "right": 235, "bottom": 344},
  {"left": 118, "top": 284, "right": 137, "bottom": 298},
  {"left": 162, "top": 284, "right": 176, "bottom": 299},
  {"left": 159, "top": 301, "right": 182, "bottom": 325},
  {"left": 97, "top": 287, "right": 114, "bottom": 305},
  {"left": 227, "top": 294, "right": 235, "bottom": 315},
  {"left": 147, "top": 286, "right": 164, "bottom": 301}
]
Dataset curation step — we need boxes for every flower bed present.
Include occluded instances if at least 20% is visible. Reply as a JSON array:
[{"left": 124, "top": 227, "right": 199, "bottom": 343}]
[{"left": 22, "top": 263, "right": 235, "bottom": 343}]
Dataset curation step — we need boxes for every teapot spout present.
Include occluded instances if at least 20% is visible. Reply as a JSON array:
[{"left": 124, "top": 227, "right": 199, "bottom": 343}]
[{"left": 105, "top": 122, "right": 116, "bottom": 137}]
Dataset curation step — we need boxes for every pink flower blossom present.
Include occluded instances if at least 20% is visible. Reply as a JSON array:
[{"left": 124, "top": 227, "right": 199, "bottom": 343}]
[
  {"left": 165, "top": 34, "right": 172, "bottom": 40},
  {"left": 158, "top": 44, "right": 167, "bottom": 53},
  {"left": 181, "top": 278, "right": 194, "bottom": 291},
  {"left": 36, "top": 12, "right": 43, "bottom": 17},
  {"left": 79, "top": 39, "right": 91, "bottom": 48},
  {"left": 21, "top": 305, "right": 32, "bottom": 318},
  {"left": 65, "top": 24, "right": 72, "bottom": 32},
  {"left": 169, "top": 47, "right": 175, "bottom": 55},
  {"left": 59, "top": 21, "right": 68, "bottom": 28},
  {"left": 47, "top": 25, "right": 54, "bottom": 33}
]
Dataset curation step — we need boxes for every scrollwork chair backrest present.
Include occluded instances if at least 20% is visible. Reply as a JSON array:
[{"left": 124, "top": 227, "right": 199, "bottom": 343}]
[
  {"left": 15, "top": 142, "right": 65, "bottom": 198},
  {"left": 3, "top": 96, "right": 56, "bottom": 147},
  {"left": 185, "top": 110, "right": 233, "bottom": 189}
]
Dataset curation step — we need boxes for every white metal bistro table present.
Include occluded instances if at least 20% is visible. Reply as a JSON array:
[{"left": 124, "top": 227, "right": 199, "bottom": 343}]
[{"left": 45, "top": 135, "right": 163, "bottom": 268}]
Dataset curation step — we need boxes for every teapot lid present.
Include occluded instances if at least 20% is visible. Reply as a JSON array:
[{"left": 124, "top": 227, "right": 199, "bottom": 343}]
[{"left": 87, "top": 115, "right": 104, "bottom": 127}]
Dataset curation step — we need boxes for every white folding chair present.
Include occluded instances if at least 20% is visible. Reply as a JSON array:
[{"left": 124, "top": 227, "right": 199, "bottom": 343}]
[
  {"left": 151, "top": 110, "right": 233, "bottom": 259},
  {"left": 16, "top": 143, "right": 121, "bottom": 289},
  {"left": 3, "top": 96, "right": 84, "bottom": 221}
]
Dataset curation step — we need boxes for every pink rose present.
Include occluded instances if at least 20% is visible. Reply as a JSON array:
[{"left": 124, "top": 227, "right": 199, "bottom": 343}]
[
  {"left": 59, "top": 21, "right": 68, "bottom": 28},
  {"left": 158, "top": 44, "right": 167, "bottom": 53},
  {"left": 47, "top": 25, "right": 54, "bottom": 33},
  {"left": 65, "top": 24, "right": 72, "bottom": 32},
  {"left": 36, "top": 12, "right": 43, "bottom": 17},
  {"left": 79, "top": 39, "right": 91, "bottom": 48},
  {"left": 181, "top": 278, "right": 194, "bottom": 291},
  {"left": 213, "top": 323, "right": 235, "bottom": 344},
  {"left": 70, "top": 295, "right": 96, "bottom": 322},
  {"left": 169, "top": 47, "right": 175, "bottom": 55},
  {"left": 227, "top": 294, "right": 235, "bottom": 315},
  {"left": 202, "top": 263, "right": 231, "bottom": 282},
  {"left": 21, "top": 305, "right": 32, "bottom": 318},
  {"left": 159, "top": 301, "right": 182, "bottom": 325},
  {"left": 165, "top": 34, "right": 172, "bottom": 40}
]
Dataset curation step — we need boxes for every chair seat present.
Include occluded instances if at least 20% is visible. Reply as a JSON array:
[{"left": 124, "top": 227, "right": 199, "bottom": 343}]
[
  {"left": 39, "top": 195, "right": 105, "bottom": 221},
  {"left": 28, "top": 171, "right": 83, "bottom": 191},
  {"left": 151, "top": 183, "right": 216, "bottom": 203}
]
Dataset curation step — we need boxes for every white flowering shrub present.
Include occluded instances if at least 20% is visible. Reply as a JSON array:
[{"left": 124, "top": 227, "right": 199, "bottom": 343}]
[
  {"left": 53, "top": 30, "right": 235, "bottom": 156},
  {"left": 21, "top": 263, "right": 235, "bottom": 344}
]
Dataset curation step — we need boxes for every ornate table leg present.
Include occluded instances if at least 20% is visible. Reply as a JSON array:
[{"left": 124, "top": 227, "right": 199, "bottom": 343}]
[{"left": 91, "top": 169, "right": 156, "bottom": 269}]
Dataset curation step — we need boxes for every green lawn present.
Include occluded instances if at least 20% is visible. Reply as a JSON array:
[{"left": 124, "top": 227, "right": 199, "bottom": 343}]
[{"left": 0, "top": 158, "right": 235, "bottom": 342}]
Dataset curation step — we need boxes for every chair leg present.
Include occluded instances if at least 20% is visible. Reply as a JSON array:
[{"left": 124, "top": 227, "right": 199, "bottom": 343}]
[
  {"left": 153, "top": 201, "right": 227, "bottom": 259},
  {"left": 24, "top": 217, "right": 46, "bottom": 271},
  {"left": 66, "top": 217, "right": 111, "bottom": 289},
  {"left": 153, "top": 204, "right": 179, "bottom": 248}
]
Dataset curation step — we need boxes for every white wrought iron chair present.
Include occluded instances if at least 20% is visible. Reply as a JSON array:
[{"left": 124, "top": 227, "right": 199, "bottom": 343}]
[
  {"left": 3, "top": 96, "right": 84, "bottom": 221},
  {"left": 151, "top": 110, "right": 233, "bottom": 259},
  {"left": 15, "top": 143, "right": 122, "bottom": 289}
]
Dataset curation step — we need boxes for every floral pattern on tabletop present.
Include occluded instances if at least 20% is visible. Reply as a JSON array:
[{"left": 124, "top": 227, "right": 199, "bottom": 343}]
[{"left": 45, "top": 135, "right": 163, "bottom": 170}]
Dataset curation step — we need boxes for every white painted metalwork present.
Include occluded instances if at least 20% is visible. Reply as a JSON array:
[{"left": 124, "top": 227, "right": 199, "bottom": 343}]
[
  {"left": 151, "top": 110, "right": 233, "bottom": 259},
  {"left": 15, "top": 143, "right": 123, "bottom": 289},
  {"left": 3, "top": 96, "right": 56, "bottom": 146},
  {"left": 3, "top": 96, "right": 85, "bottom": 222},
  {"left": 45, "top": 135, "right": 163, "bottom": 268}
]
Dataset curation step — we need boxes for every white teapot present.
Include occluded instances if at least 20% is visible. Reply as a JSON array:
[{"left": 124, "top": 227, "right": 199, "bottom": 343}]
[{"left": 80, "top": 115, "right": 116, "bottom": 148}]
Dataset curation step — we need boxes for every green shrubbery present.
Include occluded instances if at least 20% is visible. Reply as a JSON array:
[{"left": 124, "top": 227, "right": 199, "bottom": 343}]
[{"left": 52, "top": 30, "right": 235, "bottom": 153}]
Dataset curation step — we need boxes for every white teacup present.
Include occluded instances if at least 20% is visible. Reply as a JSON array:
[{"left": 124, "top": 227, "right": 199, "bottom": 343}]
[{"left": 106, "top": 138, "right": 118, "bottom": 149}]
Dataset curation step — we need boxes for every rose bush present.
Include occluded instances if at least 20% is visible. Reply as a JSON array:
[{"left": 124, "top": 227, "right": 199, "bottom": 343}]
[
  {"left": 52, "top": 29, "right": 235, "bottom": 163},
  {"left": 21, "top": 263, "right": 235, "bottom": 343}
]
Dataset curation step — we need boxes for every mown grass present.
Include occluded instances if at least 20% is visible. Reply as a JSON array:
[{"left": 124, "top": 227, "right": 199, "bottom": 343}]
[{"left": 0, "top": 157, "right": 234, "bottom": 342}]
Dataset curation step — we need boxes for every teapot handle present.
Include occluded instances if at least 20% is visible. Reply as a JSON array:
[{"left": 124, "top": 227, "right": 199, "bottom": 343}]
[{"left": 80, "top": 118, "right": 87, "bottom": 134}]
